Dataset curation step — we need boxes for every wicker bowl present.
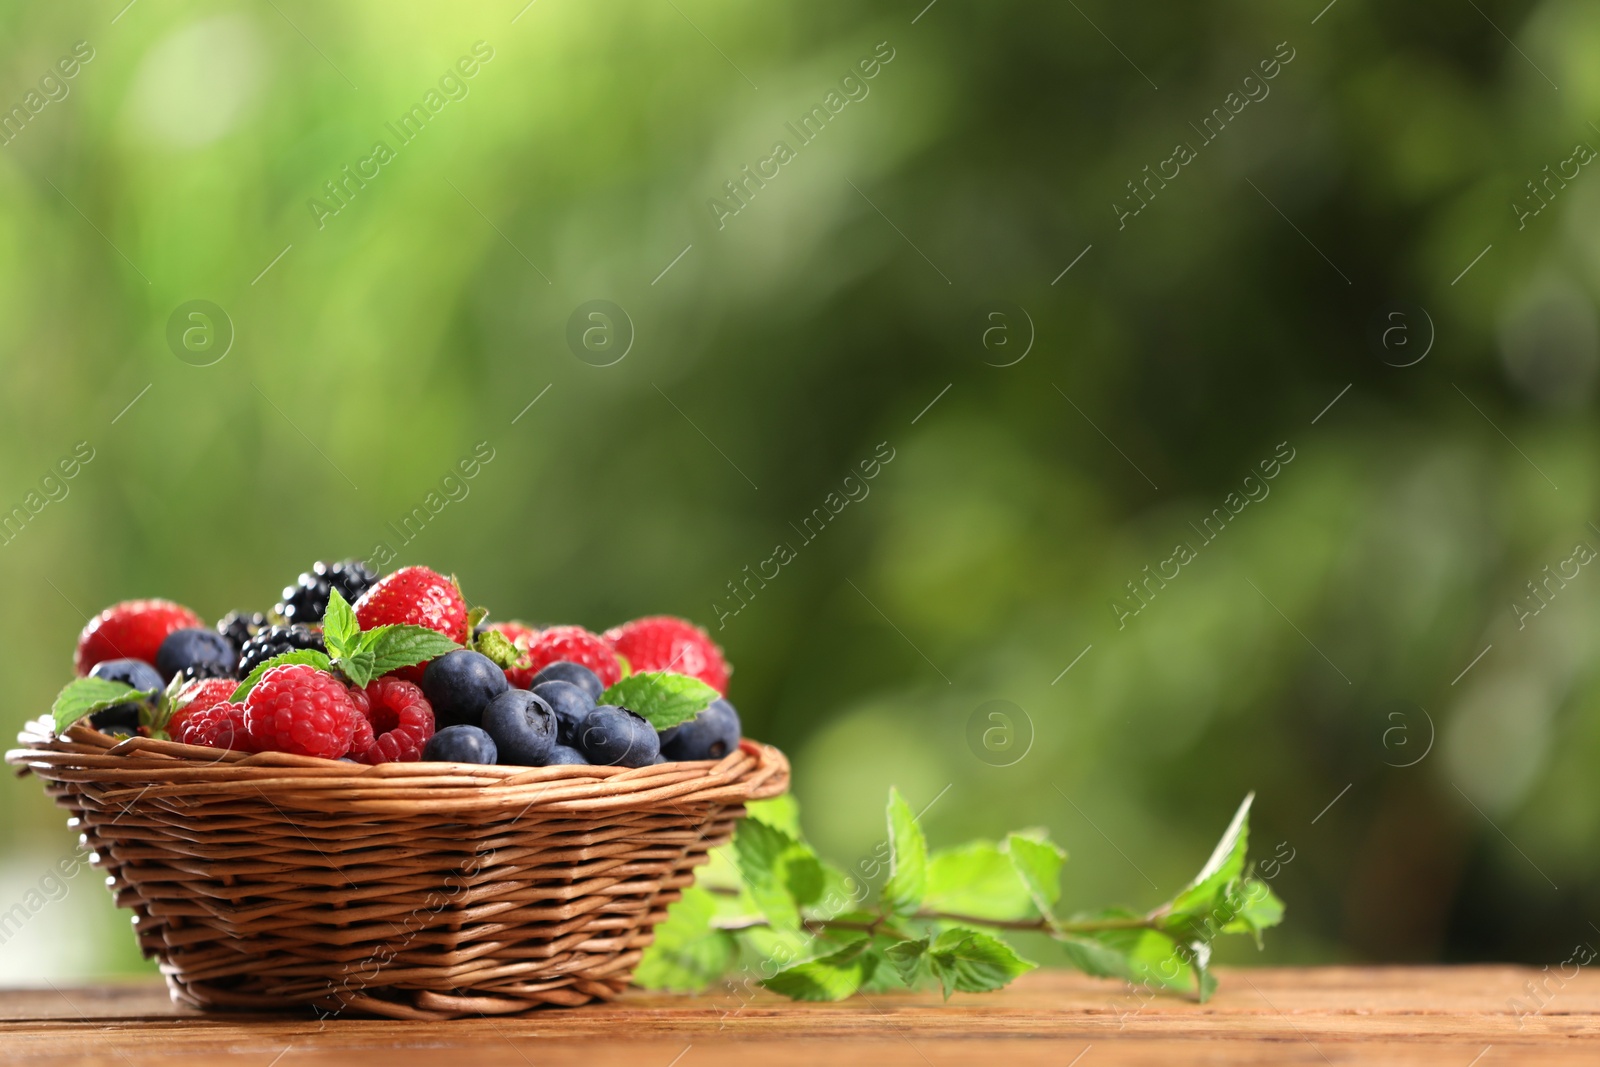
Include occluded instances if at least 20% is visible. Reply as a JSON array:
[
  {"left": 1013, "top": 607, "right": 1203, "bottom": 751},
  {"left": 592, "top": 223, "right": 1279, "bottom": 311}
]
[{"left": 6, "top": 717, "right": 788, "bottom": 1019}]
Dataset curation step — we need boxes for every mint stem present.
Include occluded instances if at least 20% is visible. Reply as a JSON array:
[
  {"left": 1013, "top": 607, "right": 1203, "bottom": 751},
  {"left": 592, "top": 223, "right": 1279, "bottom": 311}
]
[{"left": 713, "top": 910, "right": 1160, "bottom": 938}]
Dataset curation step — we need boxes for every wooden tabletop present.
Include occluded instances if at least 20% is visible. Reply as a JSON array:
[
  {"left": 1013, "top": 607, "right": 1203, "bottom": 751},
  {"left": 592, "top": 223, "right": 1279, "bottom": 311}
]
[{"left": 3, "top": 966, "right": 1595, "bottom": 1065}]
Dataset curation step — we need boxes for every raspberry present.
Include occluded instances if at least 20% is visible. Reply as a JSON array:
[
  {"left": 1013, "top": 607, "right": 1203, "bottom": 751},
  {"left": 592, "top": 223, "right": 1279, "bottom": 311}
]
[
  {"left": 168, "top": 677, "right": 239, "bottom": 739},
  {"left": 175, "top": 702, "right": 252, "bottom": 751},
  {"left": 351, "top": 676, "right": 435, "bottom": 764},
  {"left": 277, "top": 559, "right": 379, "bottom": 625},
  {"left": 354, "top": 566, "right": 469, "bottom": 644},
  {"left": 603, "top": 616, "right": 729, "bottom": 693},
  {"left": 243, "top": 664, "right": 359, "bottom": 759},
  {"left": 522, "top": 626, "right": 621, "bottom": 688},
  {"left": 75, "top": 599, "right": 203, "bottom": 677},
  {"left": 486, "top": 621, "right": 537, "bottom": 687}
]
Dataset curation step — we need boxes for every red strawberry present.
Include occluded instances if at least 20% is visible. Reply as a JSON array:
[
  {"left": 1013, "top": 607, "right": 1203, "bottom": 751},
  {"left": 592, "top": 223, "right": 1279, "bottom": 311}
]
[
  {"left": 604, "top": 616, "right": 729, "bottom": 693},
  {"left": 168, "top": 677, "right": 239, "bottom": 739},
  {"left": 243, "top": 663, "right": 360, "bottom": 759},
  {"left": 486, "top": 621, "right": 538, "bottom": 687},
  {"left": 354, "top": 566, "right": 469, "bottom": 643},
  {"left": 522, "top": 625, "right": 622, "bottom": 688},
  {"left": 75, "top": 599, "right": 204, "bottom": 676}
]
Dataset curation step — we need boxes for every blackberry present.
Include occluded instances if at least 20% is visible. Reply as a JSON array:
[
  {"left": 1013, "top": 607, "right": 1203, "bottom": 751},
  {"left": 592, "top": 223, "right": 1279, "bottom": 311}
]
[
  {"left": 276, "top": 559, "right": 379, "bottom": 624},
  {"left": 217, "top": 611, "right": 269, "bottom": 653},
  {"left": 237, "top": 625, "right": 326, "bottom": 677},
  {"left": 180, "top": 661, "right": 237, "bottom": 684}
]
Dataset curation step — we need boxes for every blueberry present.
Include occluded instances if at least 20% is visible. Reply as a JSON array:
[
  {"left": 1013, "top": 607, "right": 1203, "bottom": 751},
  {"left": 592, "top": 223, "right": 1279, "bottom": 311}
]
[
  {"left": 659, "top": 698, "right": 741, "bottom": 762},
  {"left": 531, "top": 680, "right": 595, "bottom": 746},
  {"left": 87, "top": 658, "right": 163, "bottom": 731},
  {"left": 421, "top": 649, "right": 510, "bottom": 728},
  {"left": 422, "top": 724, "right": 499, "bottom": 764},
  {"left": 579, "top": 705, "right": 660, "bottom": 768},
  {"left": 155, "top": 628, "right": 235, "bottom": 683},
  {"left": 545, "top": 743, "right": 589, "bottom": 766},
  {"left": 482, "top": 690, "right": 559, "bottom": 766},
  {"left": 530, "top": 660, "right": 603, "bottom": 701}
]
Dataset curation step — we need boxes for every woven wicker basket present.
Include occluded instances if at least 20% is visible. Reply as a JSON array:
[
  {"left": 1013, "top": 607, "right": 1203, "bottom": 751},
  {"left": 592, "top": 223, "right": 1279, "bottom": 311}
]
[{"left": 7, "top": 717, "right": 788, "bottom": 1019}]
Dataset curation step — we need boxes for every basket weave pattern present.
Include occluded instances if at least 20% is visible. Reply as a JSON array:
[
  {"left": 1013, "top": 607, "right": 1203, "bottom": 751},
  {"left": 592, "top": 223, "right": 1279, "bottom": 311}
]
[{"left": 7, "top": 719, "right": 788, "bottom": 1019}]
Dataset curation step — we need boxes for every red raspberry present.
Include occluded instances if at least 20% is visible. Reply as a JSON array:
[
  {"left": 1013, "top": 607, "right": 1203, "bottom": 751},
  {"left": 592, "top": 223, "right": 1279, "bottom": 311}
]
[
  {"left": 175, "top": 702, "right": 252, "bottom": 751},
  {"left": 604, "top": 616, "right": 729, "bottom": 693},
  {"left": 523, "top": 625, "right": 621, "bottom": 688},
  {"left": 75, "top": 599, "right": 204, "bottom": 676},
  {"left": 354, "top": 565, "right": 469, "bottom": 643},
  {"left": 168, "top": 677, "right": 239, "bottom": 739},
  {"left": 486, "top": 621, "right": 537, "bottom": 687},
  {"left": 243, "top": 664, "right": 359, "bottom": 759},
  {"left": 350, "top": 676, "right": 434, "bottom": 764}
]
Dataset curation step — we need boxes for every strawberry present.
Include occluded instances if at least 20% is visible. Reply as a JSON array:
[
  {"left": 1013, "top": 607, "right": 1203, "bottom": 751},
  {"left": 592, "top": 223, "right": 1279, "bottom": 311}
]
[
  {"left": 522, "top": 625, "right": 622, "bottom": 688},
  {"left": 486, "top": 621, "right": 538, "bottom": 687},
  {"left": 353, "top": 565, "right": 470, "bottom": 643},
  {"left": 603, "top": 615, "right": 729, "bottom": 693},
  {"left": 75, "top": 599, "right": 204, "bottom": 677}
]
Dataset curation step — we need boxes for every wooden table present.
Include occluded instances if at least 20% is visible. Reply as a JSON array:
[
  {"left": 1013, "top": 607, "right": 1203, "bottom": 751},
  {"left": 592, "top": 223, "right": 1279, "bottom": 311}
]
[{"left": 3, "top": 967, "right": 1595, "bottom": 1065}]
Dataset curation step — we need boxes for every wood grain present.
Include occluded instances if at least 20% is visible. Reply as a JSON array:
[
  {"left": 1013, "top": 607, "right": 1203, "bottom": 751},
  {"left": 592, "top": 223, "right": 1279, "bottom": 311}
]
[{"left": 4, "top": 966, "right": 1596, "bottom": 1065}]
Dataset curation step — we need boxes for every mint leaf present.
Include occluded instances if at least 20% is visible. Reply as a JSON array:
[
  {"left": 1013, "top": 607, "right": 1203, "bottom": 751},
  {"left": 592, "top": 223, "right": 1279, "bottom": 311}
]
[
  {"left": 1057, "top": 916, "right": 1195, "bottom": 997},
  {"left": 1163, "top": 793, "right": 1253, "bottom": 924},
  {"left": 598, "top": 671, "right": 718, "bottom": 730},
  {"left": 1221, "top": 878, "right": 1285, "bottom": 945},
  {"left": 925, "top": 928, "right": 1034, "bottom": 998},
  {"left": 1005, "top": 833, "right": 1066, "bottom": 916},
  {"left": 634, "top": 886, "right": 739, "bottom": 991},
  {"left": 364, "top": 625, "right": 462, "bottom": 677},
  {"left": 732, "top": 817, "right": 824, "bottom": 928},
  {"left": 230, "top": 649, "right": 332, "bottom": 702},
  {"left": 52, "top": 677, "right": 149, "bottom": 733},
  {"left": 881, "top": 787, "right": 927, "bottom": 915},
  {"left": 322, "top": 588, "right": 360, "bottom": 659},
  {"left": 472, "top": 627, "right": 521, "bottom": 670},
  {"left": 338, "top": 649, "right": 378, "bottom": 688},
  {"left": 745, "top": 794, "right": 803, "bottom": 837},
  {"left": 924, "top": 841, "right": 1034, "bottom": 920},
  {"left": 763, "top": 939, "right": 879, "bottom": 1001},
  {"left": 885, "top": 937, "right": 930, "bottom": 987}
]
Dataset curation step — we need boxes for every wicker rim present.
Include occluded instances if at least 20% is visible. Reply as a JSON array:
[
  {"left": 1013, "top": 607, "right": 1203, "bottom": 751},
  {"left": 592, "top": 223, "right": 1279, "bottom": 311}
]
[{"left": 7, "top": 717, "right": 790, "bottom": 814}]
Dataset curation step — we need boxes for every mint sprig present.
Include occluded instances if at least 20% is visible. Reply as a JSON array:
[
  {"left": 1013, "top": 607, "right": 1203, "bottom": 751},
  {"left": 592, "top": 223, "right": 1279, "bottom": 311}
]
[
  {"left": 598, "top": 671, "right": 718, "bottom": 730},
  {"left": 51, "top": 677, "right": 154, "bottom": 734},
  {"left": 303, "top": 588, "right": 463, "bottom": 689},
  {"left": 636, "top": 791, "right": 1284, "bottom": 1004}
]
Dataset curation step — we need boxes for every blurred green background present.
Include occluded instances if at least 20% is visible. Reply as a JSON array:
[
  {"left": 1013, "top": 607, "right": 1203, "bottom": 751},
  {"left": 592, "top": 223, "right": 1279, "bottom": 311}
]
[{"left": 4, "top": 0, "right": 1599, "bottom": 982}]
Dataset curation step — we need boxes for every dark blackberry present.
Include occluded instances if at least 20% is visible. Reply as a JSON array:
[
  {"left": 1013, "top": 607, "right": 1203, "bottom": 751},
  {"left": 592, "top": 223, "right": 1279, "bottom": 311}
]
[
  {"left": 217, "top": 611, "right": 269, "bottom": 653},
  {"left": 237, "top": 625, "right": 326, "bottom": 677},
  {"left": 276, "top": 559, "right": 380, "bottom": 624},
  {"left": 180, "top": 661, "right": 237, "bottom": 683}
]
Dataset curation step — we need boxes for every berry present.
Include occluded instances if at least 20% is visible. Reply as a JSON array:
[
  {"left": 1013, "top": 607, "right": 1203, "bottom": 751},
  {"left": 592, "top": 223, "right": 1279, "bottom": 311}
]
[
  {"left": 423, "top": 724, "right": 498, "bottom": 764},
  {"left": 603, "top": 616, "right": 729, "bottom": 693},
  {"left": 216, "top": 611, "right": 268, "bottom": 654},
  {"left": 277, "top": 559, "right": 379, "bottom": 625},
  {"left": 243, "top": 664, "right": 359, "bottom": 759},
  {"left": 350, "top": 676, "right": 435, "bottom": 764},
  {"left": 530, "top": 660, "right": 604, "bottom": 702},
  {"left": 530, "top": 680, "right": 594, "bottom": 747},
  {"left": 179, "top": 661, "right": 237, "bottom": 683},
  {"left": 578, "top": 705, "right": 660, "bottom": 768},
  {"left": 156, "top": 628, "right": 236, "bottom": 682},
  {"left": 236, "top": 625, "right": 325, "bottom": 678},
  {"left": 521, "top": 626, "right": 621, "bottom": 689},
  {"left": 482, "top": 690, "right": 559, "bottom": 766},
  {"left": 420, "top": 649, "right": 509, "bottom": 728},
  {"left": 659, "top": 698, "right": 742, "bottom": 762},
  {"left": 354, "top": 565, "right": 469, "bottom": 644},
  {"left": 75, "top": 599, "right": 204, "bottom": 676},
  {"left": 87, "top": 658, "right": 162, "bottom": 732},
  {"left": 546, "top": 743, "right": 588, "bottom": 766},
  {"left": 168, "top": 677, "right": 239, "bottom": 739},
  {"left": 175, "top": 701, "right": 252, "bottom": 750},
  {"left": 486, "top": 621, "right": 538, "bottom": 687}
]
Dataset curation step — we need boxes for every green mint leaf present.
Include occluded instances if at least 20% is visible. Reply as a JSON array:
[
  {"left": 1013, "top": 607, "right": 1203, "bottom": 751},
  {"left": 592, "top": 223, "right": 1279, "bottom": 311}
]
[
  {"left": 884, "top": 937, "right": 930, "bottom": 987},
  {"left": 1218, "top": 878, "right": 1285, "bottom": 946},
  {"left": 763, "top": 938, "right": 878, "bottom": 1002},
  {"left": 230, "top": 649, "right": 333, "bottom": 702},
  {"left": 472, "top": 627, "right": 521, "bottom": 670},
  {"left": 1163, "top": 793, "right": 1253, "bottom": 923},
  {"left": 745, "top": 794, "right": 803, "bottom": 837},
  {"left": 321, "top": 588, "right": 360, "bottom": 659},
  {"left": 634, "top": 886, "right": 739, "bottom": 991},
  {"left": 732, "top": 817, "right": 826, "bottom": 928},
  {"left": 881, "top": 787, "right": 928, "bottom": 915},
  {"left": 52, "top": 677, "right": 149, "bottom": 733},
  {"left": 1055, "top": 908, "right": 1198, "bottom": 998},
  {"left": 923, "top": 841, "right": 1034, "bottom": 921},
  {"left": 925, "top": 928, "right": 1035, "bottom": 998},
  {"left": 365, "top": 625, "right": 462, "bottom": 677},
  {"left": 337, "top": 649, "right": 378, "bottom": 688},
  {"left": 1005, "top": 833, "right": 1066, "bottom": 916},
  {"left": 597, "top": 671, "right": 718, "bottom": 730}
]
